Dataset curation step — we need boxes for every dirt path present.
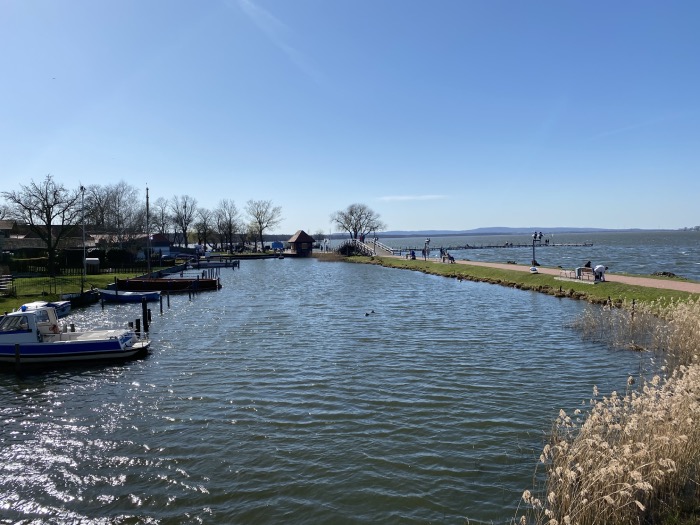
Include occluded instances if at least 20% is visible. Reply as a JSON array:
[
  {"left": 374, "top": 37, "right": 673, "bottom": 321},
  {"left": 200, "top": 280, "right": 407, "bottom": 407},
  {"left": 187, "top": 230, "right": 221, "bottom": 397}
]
[{"left": 446, "top": 259, "right": 700, "bottom": 294}]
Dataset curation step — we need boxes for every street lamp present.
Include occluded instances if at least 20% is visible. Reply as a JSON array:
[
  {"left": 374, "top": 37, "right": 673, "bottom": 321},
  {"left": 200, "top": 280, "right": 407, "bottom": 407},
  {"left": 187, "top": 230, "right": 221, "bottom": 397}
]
[
  {"left": 424, "top": 238, "right": 430, "bottom": 261},
  {"left": 531, "top": 232, "right": 537, "bottom": 266}
]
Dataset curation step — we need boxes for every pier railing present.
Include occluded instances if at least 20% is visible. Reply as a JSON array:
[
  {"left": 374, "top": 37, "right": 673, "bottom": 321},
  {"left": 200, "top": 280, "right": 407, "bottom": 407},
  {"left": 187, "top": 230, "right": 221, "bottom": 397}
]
[{"left": 336, "top": 239, "right": 374, "bottom": 256}]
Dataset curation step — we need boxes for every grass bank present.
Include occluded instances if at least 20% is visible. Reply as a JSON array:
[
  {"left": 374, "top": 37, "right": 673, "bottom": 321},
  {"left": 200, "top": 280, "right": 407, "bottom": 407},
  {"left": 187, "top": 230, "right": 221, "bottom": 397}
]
[
  {"left": 0, "top": 272, "right": 147, "bottom": 313},
  {"left": 344, "top": 255, "right": 696, "bottom": 305}
]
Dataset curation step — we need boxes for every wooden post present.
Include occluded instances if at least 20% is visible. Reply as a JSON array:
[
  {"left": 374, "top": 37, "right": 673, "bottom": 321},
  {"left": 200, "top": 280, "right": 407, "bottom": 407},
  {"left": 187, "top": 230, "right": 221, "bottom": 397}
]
[
  {"left": 159, "top": 294, "right": 163, "bottom": 315},
  {"left": 135, "top": 318, "right": 141, "bottom": 335},
  {"left": 141, "top": 298, "right": 149, "bottom": 333}
]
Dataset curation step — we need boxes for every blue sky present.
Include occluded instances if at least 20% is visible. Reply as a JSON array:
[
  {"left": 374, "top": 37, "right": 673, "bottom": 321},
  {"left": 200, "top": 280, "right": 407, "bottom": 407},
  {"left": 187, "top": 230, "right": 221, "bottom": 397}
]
[{"left": 1, "top": 0, "right": 698, "bottom": 234}]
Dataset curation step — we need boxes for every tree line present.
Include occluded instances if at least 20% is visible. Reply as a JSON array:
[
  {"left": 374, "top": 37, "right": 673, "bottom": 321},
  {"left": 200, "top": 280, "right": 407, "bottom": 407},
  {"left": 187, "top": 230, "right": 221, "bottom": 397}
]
[
  {"left": 1, "top": 174, "right": 388, "bottom": 273},
  {"left": 0, "top": 175, "right": 283, "bottom": 274}
]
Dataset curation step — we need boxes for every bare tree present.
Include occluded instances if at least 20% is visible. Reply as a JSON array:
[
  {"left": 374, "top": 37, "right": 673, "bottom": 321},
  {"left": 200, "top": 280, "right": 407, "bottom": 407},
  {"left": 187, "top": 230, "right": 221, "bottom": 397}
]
[
  {"left": 83, "top": 181, "right": 143, "bottom": 246},
  {"left": 84, "top": 184, "right": 111, "bottom": 231},
  {"left": 194, "top": 208, "right": 214, "bottom": 248},
  {"left": 171, "top": 195, "right": 198, "bottom": 248},
  {"left": 151, "top": 197, "right": 171, "bottom": 236},
  {"left": 245, "top": 200, "right": 282, "bottom": 251},
  {"left": 110, "top": 181, "right": 142, "bottom": 247},
  {"left": 2, "top": 174, "right": 82, "bottom": 275},
  {"left": 214, "top": 199, "right": 240, "bottom": 252},
  {"left": 331, "top": 203, "right": 386, "bottom": 240}
]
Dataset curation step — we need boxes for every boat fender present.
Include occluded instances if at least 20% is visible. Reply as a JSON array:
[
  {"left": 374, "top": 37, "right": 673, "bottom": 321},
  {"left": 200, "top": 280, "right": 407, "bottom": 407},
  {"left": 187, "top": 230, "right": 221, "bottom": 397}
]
[{"left": 50, "top": 324, "right": 60, "bottom": 334}]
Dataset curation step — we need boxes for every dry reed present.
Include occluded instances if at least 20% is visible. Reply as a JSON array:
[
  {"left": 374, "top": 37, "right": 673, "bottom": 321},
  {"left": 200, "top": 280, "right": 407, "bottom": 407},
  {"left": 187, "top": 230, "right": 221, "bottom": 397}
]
[{"left": 517, "top": 298, "right": 700, "bottom": 524}]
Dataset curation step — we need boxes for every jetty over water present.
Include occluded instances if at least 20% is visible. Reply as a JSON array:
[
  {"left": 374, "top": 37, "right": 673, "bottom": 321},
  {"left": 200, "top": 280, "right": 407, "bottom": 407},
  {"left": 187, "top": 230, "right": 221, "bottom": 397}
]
[
  {"left": 409, "top": 242, "right": 593, "bottom": 251},
  {"left": 336, "top": 239, "right": 592, "bottom": 256}
]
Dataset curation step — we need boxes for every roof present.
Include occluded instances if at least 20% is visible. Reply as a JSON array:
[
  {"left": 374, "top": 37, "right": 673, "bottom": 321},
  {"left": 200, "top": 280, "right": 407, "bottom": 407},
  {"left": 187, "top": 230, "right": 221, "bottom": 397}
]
[
  {"left": 0, "top": 220, "right": 18, "bottom": 232},
  {"left": 150, "top": 233, "right": 170, "bottom": 245},
  {"left": 287, "top": 230, "right": 315, "bottom": 243}
]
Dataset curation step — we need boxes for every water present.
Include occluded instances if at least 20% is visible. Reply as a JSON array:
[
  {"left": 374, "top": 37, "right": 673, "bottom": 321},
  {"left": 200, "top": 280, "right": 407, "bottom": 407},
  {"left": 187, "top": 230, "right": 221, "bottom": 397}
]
[
  {"left": 371, "top": 230, "right": 700, "bottom": 281},
  {"left": 0, "top": 255, "right": 653, "bottom": 524}
]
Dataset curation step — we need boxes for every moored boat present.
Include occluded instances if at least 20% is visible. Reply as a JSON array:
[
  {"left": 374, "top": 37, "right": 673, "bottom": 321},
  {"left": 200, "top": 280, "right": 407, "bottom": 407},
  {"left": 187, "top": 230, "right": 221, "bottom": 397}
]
[
  {"left": 0, "top": 306, "right": 150, "bottom": 367},
  {"left": 115, "top": 277, "right": 221, "bottom": 292},
  {"left": 61, "top": 289, "right": 101, "bottom": 308},
  {"left": 98, "top": 289, "right": 161, "bottom": 303},
  {"left": 20, "top": 300, "right": 72, "bottom": 318}
]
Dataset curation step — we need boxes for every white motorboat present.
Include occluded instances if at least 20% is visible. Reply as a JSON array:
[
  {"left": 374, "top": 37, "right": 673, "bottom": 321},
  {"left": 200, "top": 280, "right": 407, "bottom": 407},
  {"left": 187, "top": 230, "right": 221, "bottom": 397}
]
[{"left": 0, "top": 306, "right": 150, "bottom": 367}]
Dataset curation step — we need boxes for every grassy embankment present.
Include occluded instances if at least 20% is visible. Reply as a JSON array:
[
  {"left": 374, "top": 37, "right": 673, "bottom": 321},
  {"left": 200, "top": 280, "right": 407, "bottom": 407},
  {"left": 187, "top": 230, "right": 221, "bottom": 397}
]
[
  {"left": 328, "top": 254, "right": 700, "bottom": 524},
  {"left": 0, "top": 272, "right": 147, "bottom": 313},
  {"left": 340, "top": 255, "right": 698, "bottom": 305}
]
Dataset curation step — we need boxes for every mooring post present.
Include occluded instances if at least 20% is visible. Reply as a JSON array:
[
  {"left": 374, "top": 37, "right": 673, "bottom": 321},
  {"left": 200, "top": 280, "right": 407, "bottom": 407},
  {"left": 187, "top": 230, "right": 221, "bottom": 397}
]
[
  {"left": 141, "top": 298, "right": 149, "bottom": 333},
  {"left": 135, "top": 318, "right": 141, "bottom": 335},
  {"left": 167, "top": 290, "right": 170, "bottom": 308},
  {"left": 159, "top": 294, "right": 163, "bottom": 315}
]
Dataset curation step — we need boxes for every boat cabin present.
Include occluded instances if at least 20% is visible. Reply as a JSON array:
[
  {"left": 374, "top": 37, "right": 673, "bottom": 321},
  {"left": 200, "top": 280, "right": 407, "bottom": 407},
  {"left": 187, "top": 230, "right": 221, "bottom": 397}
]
[{"left": 0, "top": 307, "right": 61, "bottom": 343}]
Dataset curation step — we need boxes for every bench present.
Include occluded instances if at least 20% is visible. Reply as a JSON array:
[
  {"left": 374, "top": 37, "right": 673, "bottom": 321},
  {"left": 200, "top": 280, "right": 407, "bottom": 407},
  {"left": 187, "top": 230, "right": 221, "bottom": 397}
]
[
  {"left": 559, "top": 268, "right": 576, "bottom": 279},
  {"left": 558, "top": 267, "right": 595, "bottom": 281},
  {"left": 579, "top": 267, "right": 595, "bottom": 280}
]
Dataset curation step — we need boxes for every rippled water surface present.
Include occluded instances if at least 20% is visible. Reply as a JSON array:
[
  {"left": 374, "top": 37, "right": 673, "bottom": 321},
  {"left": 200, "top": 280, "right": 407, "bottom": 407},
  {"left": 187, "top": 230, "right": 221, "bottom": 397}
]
[
  {"left": 378, "top": 230, "right": 700, "bottom": 281},
  {"left": 1, "top": 259, "right": 650, "bottom": 524}
]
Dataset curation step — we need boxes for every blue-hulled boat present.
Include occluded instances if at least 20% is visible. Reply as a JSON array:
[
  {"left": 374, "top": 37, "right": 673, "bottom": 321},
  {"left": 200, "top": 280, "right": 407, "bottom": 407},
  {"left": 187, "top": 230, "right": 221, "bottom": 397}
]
[
  {"left": 0, "top": 306, "right": 150, "bottom": 367},
  {"left": 98, "top": 289, "right": 161, "bottom": 303}
]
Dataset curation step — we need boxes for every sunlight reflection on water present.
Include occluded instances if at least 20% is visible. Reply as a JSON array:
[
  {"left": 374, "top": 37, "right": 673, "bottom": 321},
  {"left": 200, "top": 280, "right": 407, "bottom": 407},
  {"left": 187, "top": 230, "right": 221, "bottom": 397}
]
[{"left": 0, "top": 258, "right": 652, "bottom": 524}]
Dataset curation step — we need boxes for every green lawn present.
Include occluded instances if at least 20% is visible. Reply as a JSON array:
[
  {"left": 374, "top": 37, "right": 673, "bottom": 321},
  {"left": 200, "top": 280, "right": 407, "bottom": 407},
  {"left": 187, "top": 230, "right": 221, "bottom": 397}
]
[
  {"left": 346, "top": 255, "right": 698, "bottom": 306},
  {"left": 0, "top": 272, "right": 156, "bottom": 313}
]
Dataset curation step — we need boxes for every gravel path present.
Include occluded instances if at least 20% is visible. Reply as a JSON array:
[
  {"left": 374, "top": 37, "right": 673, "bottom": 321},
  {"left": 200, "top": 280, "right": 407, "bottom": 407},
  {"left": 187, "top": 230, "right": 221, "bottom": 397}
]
[{"left": 449, "top": 259, "right": 700, "bottom": 294}]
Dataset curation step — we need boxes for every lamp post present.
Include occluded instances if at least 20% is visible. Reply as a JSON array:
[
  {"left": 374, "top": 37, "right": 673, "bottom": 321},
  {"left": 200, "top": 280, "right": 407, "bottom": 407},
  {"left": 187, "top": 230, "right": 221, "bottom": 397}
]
[
  {"left": 80, "top": 185, "right": 86, "bottom": 293},
  {"left": 531, "top": 232, "right": 537, "bottom": 266},
  {"left": 424, "top": 238, "right": 430, "bottom": 261}
]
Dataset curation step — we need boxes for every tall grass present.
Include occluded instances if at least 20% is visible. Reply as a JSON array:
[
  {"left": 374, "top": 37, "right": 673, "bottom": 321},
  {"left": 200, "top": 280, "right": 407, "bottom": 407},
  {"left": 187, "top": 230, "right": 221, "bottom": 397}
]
[{"left": 518, "top": 299, "right": 700, "bottom": 524}]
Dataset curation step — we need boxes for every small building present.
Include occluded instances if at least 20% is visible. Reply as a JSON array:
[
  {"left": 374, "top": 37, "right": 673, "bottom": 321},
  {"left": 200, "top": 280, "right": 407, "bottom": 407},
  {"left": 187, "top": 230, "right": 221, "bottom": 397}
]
[
  {"left": 287, "top": 230, "right": 315, "bottom": 257},
  {"left": 150, "top": 233, "right": 172, "bottom": 258}
]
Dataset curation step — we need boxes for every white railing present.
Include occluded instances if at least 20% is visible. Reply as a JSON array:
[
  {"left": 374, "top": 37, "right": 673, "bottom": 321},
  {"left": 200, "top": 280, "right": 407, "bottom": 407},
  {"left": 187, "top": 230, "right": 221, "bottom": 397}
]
[{"left": 336, "top": 239, "right": 374, "bottom": 256}]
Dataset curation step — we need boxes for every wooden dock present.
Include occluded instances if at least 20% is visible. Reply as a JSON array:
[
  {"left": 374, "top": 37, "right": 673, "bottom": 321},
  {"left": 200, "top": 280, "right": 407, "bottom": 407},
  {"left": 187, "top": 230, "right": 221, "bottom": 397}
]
[{"left": 395, "top": 242, "right": 593, "bottom": 253}]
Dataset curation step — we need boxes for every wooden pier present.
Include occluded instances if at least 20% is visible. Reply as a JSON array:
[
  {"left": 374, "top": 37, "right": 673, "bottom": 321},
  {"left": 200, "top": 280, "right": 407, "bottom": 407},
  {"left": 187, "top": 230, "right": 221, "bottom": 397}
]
[{"left": 399, "top": 242, "right": 592, "bottom": 252}]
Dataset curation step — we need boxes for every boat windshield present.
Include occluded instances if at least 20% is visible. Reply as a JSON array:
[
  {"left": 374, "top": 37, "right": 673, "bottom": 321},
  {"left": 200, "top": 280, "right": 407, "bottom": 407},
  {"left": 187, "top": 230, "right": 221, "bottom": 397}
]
[{"left": 0, "top": 315, "right": 30, "bottom": 332}]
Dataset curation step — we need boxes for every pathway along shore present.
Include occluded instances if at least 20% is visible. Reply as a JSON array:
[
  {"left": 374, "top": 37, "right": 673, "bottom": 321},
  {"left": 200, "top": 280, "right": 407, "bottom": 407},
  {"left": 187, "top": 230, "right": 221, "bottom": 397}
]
[{"left": 442, "top": 259, "right": 700, "bottom": 294}]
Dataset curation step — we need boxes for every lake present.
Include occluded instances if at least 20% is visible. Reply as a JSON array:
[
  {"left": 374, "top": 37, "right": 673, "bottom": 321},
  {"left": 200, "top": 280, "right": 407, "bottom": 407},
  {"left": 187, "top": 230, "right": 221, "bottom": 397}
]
[
  {"left": 364, "top": 229, "right": 700, "bottom": 281},
  {"left": 0, "top": 243, "right": 658, "bottom": 524}
]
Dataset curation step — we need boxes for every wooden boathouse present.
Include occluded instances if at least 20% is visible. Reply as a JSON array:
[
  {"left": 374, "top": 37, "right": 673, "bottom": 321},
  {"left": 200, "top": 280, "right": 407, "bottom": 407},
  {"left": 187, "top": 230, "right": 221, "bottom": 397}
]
[{"left": 287, "top": 230, "right": 315, "bottom": 257}]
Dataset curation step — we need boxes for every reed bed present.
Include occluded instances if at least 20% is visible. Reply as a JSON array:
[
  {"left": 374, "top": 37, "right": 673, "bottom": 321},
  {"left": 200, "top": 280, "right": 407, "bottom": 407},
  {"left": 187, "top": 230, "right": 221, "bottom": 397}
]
[{"left": 518, "top": 299, "right": 700, "bottom": 524}]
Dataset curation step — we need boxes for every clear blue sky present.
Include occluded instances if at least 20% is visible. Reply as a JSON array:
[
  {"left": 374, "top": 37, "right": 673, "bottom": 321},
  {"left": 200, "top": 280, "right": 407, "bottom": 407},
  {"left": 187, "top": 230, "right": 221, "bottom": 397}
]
[{"left": 1, "top": 0, "right": 698, "bottom": 233}]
